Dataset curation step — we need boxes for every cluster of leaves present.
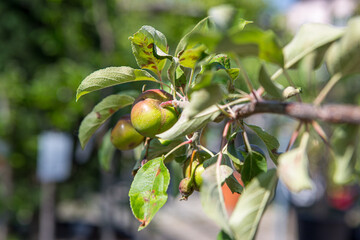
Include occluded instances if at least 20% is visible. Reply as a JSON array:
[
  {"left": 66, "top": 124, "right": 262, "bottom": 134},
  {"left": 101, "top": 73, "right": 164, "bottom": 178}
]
[{"left": 77, "top": 5, "right": 360, "bottom": 239}]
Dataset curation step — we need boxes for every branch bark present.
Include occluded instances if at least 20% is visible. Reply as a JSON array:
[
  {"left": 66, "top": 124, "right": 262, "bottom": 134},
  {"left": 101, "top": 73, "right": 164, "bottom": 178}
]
[{"left": 232, "top": 101, "right": 360, "bottom": 124}]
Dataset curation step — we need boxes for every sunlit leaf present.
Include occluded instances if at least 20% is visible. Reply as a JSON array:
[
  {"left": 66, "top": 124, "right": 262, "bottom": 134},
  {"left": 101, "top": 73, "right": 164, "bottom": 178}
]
[
  {"left": 179, "top": 44, "right": 207, "bottom": 69},
  {"left": 129, "top": 25, "right": 169, "bottom": 75},
  {"left": 78, "top": 94, "right": 134, "bottom": 148},
  {"left": 201, "top": 163, "right": 234, "bottom": 237},
  {"left": 326, "top": 17, "right": 360, "bottom": 76},
  {"left": 156, "top": 105, "right": 221, "bottom": 140},
  {"left": 229, "top": 169, "right": 277, "bottom": 240},
  {"left": 76, "top": 67, "right": 158, "bottom": 101},
  {"left": 129, "top": 157, "right": 170, "bottom": 231},
  {"left": 98, "top": 130, "right": 115, "bottom": 171},
  {"left": 278, "top": 133, "right": 313, "bottom": 192},
  {"left": 283, "top": 23, "right": 344, "bottom": 69}
]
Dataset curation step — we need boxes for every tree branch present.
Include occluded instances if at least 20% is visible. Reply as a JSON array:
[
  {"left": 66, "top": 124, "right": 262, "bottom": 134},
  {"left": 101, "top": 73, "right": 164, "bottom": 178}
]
[{"left": 232, "top": 101, "right": 360, "bottom": 124}]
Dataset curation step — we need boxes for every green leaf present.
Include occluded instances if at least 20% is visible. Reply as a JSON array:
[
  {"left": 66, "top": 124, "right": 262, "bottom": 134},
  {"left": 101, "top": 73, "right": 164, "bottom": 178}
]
[
  {"left": 330, "top": 125, "right": 359, "bottom": 185},
  {"left": 217, "top": 230, "right": 233, "bottom": 240},
  {"left": 283, "top": 23, "right": 344, "bottom": 69},
  {"left": 146, "top": 138, "right": 186, "bottom": 163},
  {"left": 278, "top": 133, "right": 313, "bottom": 192},
  {"left": 183, "top": 84, "right": 223, "bottom": 119},
  {"left": 246, "top": 124, "right": 280, "bottom": 165},
  {"left": 175, "top": 17, "right": 211, "bottom": 57},
  {"left": 224, "top": 141, "right": 244, "bottom": 165},
  {"left": 229, "top": 169, "right": 278, "bottom": 240},
  {"left": 225, "top": 174, "right": 243, "bottom": 194},
  {"left": 241, "top": 151, "right": 267, "bottom": 186},
  {"left": 326, "top": 17, "right": 360, "bottom": 76},
  {"left": 129, "top": 25, "right": 169, "bottom": 75},
  {"left": 201, "top": 163, "right": 234, "bottom": 237},
  {"left": 78, "top": 94, "right": 134, "bottom": 148},
  {"left": 129, "top": 157, "right": 170, "bottom": 231},
  {"left": 156, "top": 105, "right": 221, "bottom": 140},
  {"left": 76, "top": 67, "right": 159, "bottom": 101},
  {"left": 153, "top": 44, "right": 173, "bottom": 60},
  {"left": 98, "top": 130, "right": 115, "bottom": 171},
  {"left": 179, "top": 44, "right": 207, "bottom": 69},
  {"left": 258, "top": 64, "right": 282, "bottom": 99},
  {"left": 167, "top": 57, "right": 180, "bottom": 88},
  {"left": 332, "top": 146, "right": 355, "bottom": 185},
  {"left": 229, "top": 27, "right": 284, "bottom": 65}
]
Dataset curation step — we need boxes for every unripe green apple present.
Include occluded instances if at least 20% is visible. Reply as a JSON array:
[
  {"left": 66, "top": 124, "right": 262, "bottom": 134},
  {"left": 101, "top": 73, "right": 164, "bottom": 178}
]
[
  {"left": 194, "top": 163, "right": 205, "bottom": 190},
  {"left": 183, "top": 151, "right": 211, "bottom": 178},
  {"left": 131, "top": 89, "right": 178, "bottom": 138},
  {"left": 111, "top": 115, "right": 144, "bottom": 150}
]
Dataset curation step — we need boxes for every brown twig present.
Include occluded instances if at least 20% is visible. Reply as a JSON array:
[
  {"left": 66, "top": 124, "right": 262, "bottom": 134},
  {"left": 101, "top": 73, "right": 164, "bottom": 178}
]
[
  {"left": 312, "top": 120, "right": 330, "bottom": 146},
  {"left": 286, "top": 122, "right": 303, "bottom": 151},
  {"left": 232, "top": 101, "right": 360, "bottom": 124}
]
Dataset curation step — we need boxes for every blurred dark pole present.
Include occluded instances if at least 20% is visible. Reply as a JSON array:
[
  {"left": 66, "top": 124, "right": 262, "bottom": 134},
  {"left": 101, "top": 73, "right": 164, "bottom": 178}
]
[
  {"left": 39, "top": 182, "right": 56, "bottom": 240},
  {"left": 0, "top": 155, "right": 12, "bottom": 240}
]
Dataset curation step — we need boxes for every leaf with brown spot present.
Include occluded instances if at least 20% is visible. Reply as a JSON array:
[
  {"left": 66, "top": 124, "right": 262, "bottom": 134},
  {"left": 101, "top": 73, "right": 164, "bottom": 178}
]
[
  {"left": 129, "top": 157, "right": 170, "bottom": 231},
  {"left": 178, "top": 44, "right": 207, "bottom": 69},
  {"left": 129, "top": 26, "right": 169, "bottom": 75},
  {"left": 78, "top": 94, "right": 134, "bottom": 148}
]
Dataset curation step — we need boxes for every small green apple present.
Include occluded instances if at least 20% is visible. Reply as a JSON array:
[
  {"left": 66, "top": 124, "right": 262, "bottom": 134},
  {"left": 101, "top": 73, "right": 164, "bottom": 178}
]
[
  {"left": 131, "top": 89, "right": 178, "bottom": 138},
  {"left": 111, "top": 115, "right": 144, "bottom": 150},
  {"left": 194, "top": 163, "right": 205, "bottom": 190}
]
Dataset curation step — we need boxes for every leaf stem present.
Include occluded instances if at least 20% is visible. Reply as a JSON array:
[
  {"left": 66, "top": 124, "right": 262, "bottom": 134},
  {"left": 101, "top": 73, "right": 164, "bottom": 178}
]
[
  {"left": 164, "top": 139, "right": 192, "bottom": 159},
  {"left": 239, "top": 122, "right": 252, "bottom": 154},
  {"left": 286, "top": 122, "right": 303, "bottom": 151},
  {"left": 188, "top": 150, "right": 197, "bottom": 178},
  {"left": 216, "top": 120, "right": 232, "bottom": 220},
  {"left": 313, "top": 72, "right": 342, "bottom": 105},
  {"left": 312, "top": 120, "right": 330, "bottom": 147},
  {"left": 198, "top": 145, "right": 215, "bottom": 157},
  {"left": 144, "top": 138, "right": 152, "bottom": 159}
]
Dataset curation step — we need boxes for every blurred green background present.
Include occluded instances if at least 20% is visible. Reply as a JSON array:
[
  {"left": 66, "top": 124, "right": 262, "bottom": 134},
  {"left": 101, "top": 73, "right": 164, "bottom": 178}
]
[
  {"left": 1, "top": 0, "right": 359, "bottom": 239},
  {"left": 0, "top": 0, "right": 266, "bottom": 239}
]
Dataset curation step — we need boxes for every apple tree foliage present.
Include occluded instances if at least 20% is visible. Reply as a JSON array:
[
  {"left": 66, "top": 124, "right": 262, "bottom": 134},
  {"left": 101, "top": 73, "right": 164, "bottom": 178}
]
[{"left": 76, "top": 7, "right": 360, "bottom": 240}]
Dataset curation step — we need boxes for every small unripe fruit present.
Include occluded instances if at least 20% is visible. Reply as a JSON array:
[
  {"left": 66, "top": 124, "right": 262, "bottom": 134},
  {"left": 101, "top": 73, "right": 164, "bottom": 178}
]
[
  {"left": 194, "top": 163, "right": 205, "bottom": 190},
  {"left": 183, "top": 151, "right": 211, "bottom": 178},
  {"left": 111, "top": 115, "right": 144, "bottom": 150},
  {"left": 131, "top": 89, "right": 178, "bottom": 138},
  {"left": 179, "top": 177, "right": 194, "bottom": 200}
]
